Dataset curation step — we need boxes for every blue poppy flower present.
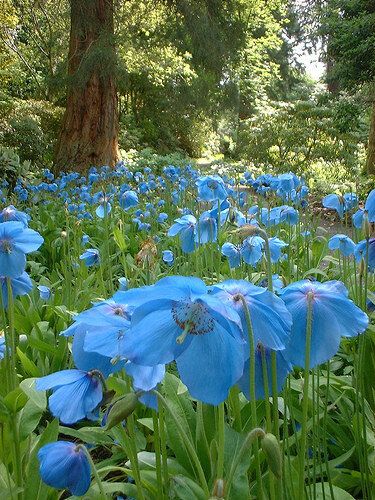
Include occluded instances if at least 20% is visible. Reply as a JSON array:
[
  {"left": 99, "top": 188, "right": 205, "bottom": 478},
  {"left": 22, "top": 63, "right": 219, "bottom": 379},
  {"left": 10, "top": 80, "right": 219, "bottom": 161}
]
[
  {"left": 221, "top": 242, "right": 241, "bottom": 268},
  {"left": 355, "top": 238, "right": 375, "bottom": 271},
  {"left": 328, "top": 234, "right": 356, "bottom": 256},
  {"left": 0, "top": 205, "right": 30, "bottom": 226},
  {"left": 36, "top": 369, "right": 103, "bottom": 424},
  {"left": 162, "top": 250, "right": 174, "bottom": 265},
  {"left": 81, "top": 234, "right": 90, "bottom": 245},
  {"left": 196, "top": 211, "right": 217, "bottom": 244},
  {"left": 38, "top": 441, "right": 91, "bottom": 496},
  {"left": 323, "top": 193, "right": 357, "bottom": 219},
  {"left": 157, "top": 212, "right": 168, "bottom": 223},
  {"left": 259, "top": 274, "right": 284, "bottom": 293},
  {"left": 125, "top": 362, "right": 165, "bottom": 392},
  {"left": 0, "top": 221, "right": 43, "bottom": 278},
  {"left": 269, "top": 237, "right": 288, "bottom": 263},
  {"left": 79, "top": 248, "right": 99, "bottom": 267},
  {"left": 210, "top": 280, "right": 292, "bottom": 351},
  {"left": 365, "top": 189, "right": 375, "bottom": 221},
  {"left": 220, "top": 207, "right": 246, "bottom": 227},
  {"left": 280, "top": 280, "right": 368, "bottom": 368},
  {"left": 38, "top": 285, "right": 51, "bottom": 300},
  {"left": 196, "top": 175, "right": 227, "bottom": 201},
  {"left": 168, "top": 215, "right": 197, "bottom": 253},
  {"left": 119, "top": 190, "right": 139, "bottom": 210},
  {"left": 279, "top": 206, "right": 299, "bottom": 225},
  {"left": 0, "top": 272, "right": 33, "bottom": 308},
  {"left": 123, "top": 276, "right": 245, "bottom": 405},
  {"left": 352, "top": 209, "right": 364, "bottom": 229},
  {"left": 238, "top": 347, "right": 292, "bottom": 400},
  {"left": 240, "top": 236, "right": 264, "bottom": 266}
]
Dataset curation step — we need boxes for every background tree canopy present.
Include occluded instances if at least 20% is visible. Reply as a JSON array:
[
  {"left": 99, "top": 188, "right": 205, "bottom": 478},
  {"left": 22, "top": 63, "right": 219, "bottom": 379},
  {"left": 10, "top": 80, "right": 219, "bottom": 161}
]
[{"left": 0, "top": 0, "right": 374, "bottom": 179}]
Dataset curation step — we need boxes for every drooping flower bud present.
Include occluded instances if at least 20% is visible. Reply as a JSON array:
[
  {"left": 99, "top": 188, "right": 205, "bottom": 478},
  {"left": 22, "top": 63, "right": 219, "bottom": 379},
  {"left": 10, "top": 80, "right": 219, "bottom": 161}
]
[
  {"left": 104, "top": 393, "right": 139, "bottom": 430},
  {"left": 261, "top": 432, "right": 282, "bottom": 479}
]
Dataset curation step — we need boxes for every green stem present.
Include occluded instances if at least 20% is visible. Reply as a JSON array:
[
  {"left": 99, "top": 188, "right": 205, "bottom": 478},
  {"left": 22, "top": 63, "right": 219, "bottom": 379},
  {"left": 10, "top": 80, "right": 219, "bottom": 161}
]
[
  {"left": 78, "top": 444, "right": 106, "bottom": 498},
  {"left": 6, "top": 278, "right": 18, "bottom": 389},
  {"left": 240, "top": 296, "right": 264, "bottom": 499},
  {"left": 298, "top": 291, "right": 314, "bottom": 499},
  {"left": 217, "top": 402, "right": 225, "bottom": 479},
  {"left": 153, "top": 390, "right": 210, "bottom": 496}
]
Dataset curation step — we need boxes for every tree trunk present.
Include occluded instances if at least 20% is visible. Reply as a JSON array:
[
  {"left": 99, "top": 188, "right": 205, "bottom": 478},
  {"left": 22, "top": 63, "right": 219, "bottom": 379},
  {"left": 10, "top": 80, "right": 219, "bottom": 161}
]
[
  {"left": 366, "top": 100, "right": 375, "bottom": 176},
  {"left": 54, "top": 0, "right": 119, "bottom": 173}
]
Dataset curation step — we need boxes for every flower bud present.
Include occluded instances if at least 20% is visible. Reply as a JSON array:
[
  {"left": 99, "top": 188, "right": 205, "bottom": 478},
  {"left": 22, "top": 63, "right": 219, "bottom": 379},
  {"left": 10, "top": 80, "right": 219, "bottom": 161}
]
[
  {"left": 261, "top": 433, "right": 282, "bottom": 479},
  {"left": 211, "top": 478, "right": 225, "bottom": 498},
  {"left": 104, "top": 393, "right": 139, "bottom": 430},
  {"left": 362, "top": 212, "right": 370, "bottom": 240}
]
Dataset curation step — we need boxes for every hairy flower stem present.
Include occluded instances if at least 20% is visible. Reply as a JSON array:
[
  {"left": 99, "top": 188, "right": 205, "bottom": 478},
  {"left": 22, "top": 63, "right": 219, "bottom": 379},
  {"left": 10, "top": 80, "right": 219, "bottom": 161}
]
[
  {"left": 225, "top": 427, "right": 266, "bottom": 496},
  {"left": 239, "top": 296, "right": 264, "bottom": 499},
  {"left": 153, "top": 390, "right": 210, "bottom": 496},
  {"left": 217, "top": 402, "right": 225, "bottom": 480},
  {"left": 261, "top": 347, "right": 276, "bottom": 500},
  {"left": 6, "top": 279, "right": 18, "bottom": 390},
  {"left": 152, "top": 411, "right": 165, "bottom": 500},
  {"left": 157, "top": 396, "right": 169, "bottom": 496},
  {"left": 78, "top": 444, "right": 106, "bottom": 498},
  {"left": 298, "top": 291, "right": 314, "bottom": 499}
]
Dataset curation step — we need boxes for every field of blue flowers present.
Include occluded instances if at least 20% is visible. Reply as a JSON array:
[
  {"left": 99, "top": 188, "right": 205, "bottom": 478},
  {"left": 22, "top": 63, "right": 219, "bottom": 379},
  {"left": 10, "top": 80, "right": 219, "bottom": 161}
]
[{"left": 0, "top": 164, "right": 374, "bottom": 500}]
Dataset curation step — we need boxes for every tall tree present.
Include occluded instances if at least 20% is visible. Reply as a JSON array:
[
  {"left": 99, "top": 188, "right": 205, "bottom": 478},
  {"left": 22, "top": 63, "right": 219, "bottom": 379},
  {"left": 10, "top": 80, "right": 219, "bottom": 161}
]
[
  {"left": 320, "top": 0, "right": 375, "bottom": 174},
  {"left": 54, "top": 0, "right": 119, "bottom": 172}
]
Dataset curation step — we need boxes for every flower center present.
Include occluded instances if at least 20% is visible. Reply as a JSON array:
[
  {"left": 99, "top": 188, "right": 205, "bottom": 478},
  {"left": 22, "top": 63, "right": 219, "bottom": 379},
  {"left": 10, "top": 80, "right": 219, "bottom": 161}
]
[
  {"left": 172, "top": 300, "right": 214, "bottom": 337},
  {"left": 207, "top": 180, "right": 218, "bottom": 190},
  {"left": 0, "top": 240, "right": 12, "bottom": 253}
]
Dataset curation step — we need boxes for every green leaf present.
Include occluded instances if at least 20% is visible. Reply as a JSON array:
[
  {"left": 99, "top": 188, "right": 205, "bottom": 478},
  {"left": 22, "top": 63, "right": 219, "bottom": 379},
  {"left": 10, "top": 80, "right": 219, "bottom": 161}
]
[
  {"left": 315, "top": 483, "right": 355, "bottom": 499},
  {"left": 17, "top": 348, "right": 41, "bottom": 377},
  {"left": 20, "top": 378, "right": 47, "bottom": 410}
]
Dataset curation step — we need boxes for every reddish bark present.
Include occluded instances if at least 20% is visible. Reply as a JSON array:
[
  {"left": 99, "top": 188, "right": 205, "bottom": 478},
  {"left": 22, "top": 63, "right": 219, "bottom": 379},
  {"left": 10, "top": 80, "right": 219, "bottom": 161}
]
[{"left": 54, "top": 0, "right": 119, "bottom": 172}]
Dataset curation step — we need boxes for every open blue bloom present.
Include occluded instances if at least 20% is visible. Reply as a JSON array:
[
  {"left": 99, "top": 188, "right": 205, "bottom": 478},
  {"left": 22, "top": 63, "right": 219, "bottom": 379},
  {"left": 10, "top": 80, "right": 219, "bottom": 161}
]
[
  {"left": 352, "top": 209, "right": 364, "bottom": 229},
  {"left": 220, "top": 207, "right": 246, "bottom": 227},
  {"left": 0, "top": 205, "right": 30, "bottom": 226},
  {"left": 81, "top": 234, "right": 90, "bottom": 245},
  {"left": 95, "top": 198, "right": 111, "bottom": 218},
  {"left": 123, "top": 276, "right": 245, "bottom": 405},
  {"left": 221, "top": 242, "right": 241, "bottom": 268},
  {"left": 355, "top": 238, "right": 375, "bottom": 271},
  {"left": 365, "top": 189, "right": 375, "bottom": 221},
  {"left": 168, "top": 215, "right": 197, "bottom": 253},
  {"left": 162, "top": 250, "right": 174, "bottom": 265},
  {"left": 196, "top": 175, "right": 227, "bottom": 201},
  {"left": 241, "top": 236, "right": 264, "bottom": 266},
  {"left": 79, "top": 248, "right": 99, "bottom": 267},
  {"left": 211, "top": 280, "right": 292, "bottom": 352},
  {"left": 328, "top": 234, "right": 356, "bottom": 256},
  {"left": 119, "top": 190, "right": 139, "bottom": 210},
  {"left": 196, "top": 211, "right": 217, "bottom": 244},
  {"left": 238, "top": 347, "right": 292, "bottom": 400},
  {"left": 126, "top": 362, "right": 165, "bottom": 392},
  {"left": 36, "top": 369, "right": 103, "bottom": 424},
  {"left": 279, "top": 206, "right": 299, "bottom": 225},
  {"left": 38, "top": 285, "right": 51, "bottom": 300},
  {"left": 0, "top": 221, "right": 43, "bottom": 278},
  {"left": 280, "top": 280, "right": 368, "bottom": 368},
  {"left": 38, "top": 441, "right": 91, "bottom": 496},
  {"left": 269, "top": 237, "right": 288, "bottom": 263},
  {"left": 0, "top": 272, "right": 32, "bottom": 308},
  {"left": 323, "top": 193, "right": 357, "bottom": 219},
  {"left": 157, "top": 212, "right": 168, "bottom": 223}
]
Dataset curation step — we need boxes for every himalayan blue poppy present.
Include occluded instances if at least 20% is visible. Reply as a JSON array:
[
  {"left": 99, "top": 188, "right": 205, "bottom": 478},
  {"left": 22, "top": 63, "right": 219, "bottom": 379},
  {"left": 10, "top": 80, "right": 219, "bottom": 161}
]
[
  {"left": 0, "top": 221, "right": 43, "bottom": 278},
  {"left": 328, "top": 234, "right": 356, "bottom": 256},
  {"left": 240, "top": 236, "right": 264, "bottom": 266},
  {"left": 280, "top": 280, "right": 368, "bottom": 368},
  {"left": 38, "top": 285, "right": 51, "bottom": 300},
  {"left": 119, "top": 190, "right": 139, "bottom": 210},
  {"left": 269, "top": 237, "right": 288, "bottom": 263},
  {"left": 123, "top": 276, "right": 245, "bottom": 405},
  {"left": 365, "top": 189, "right": 375, "bottom": 222},
  {"left": 195, "top": 211, "right": 217, "bottom": 244},
  {"left": 355, "top": 239, "right": 375, "bottom": 271},
  {"left": 168, "top": 215, "right": 197, "bottom": 253},
  {"left": 196, "top": 175, "right": 227, "bottom": 201},
  {"left": 162, "top": 250, "right": 174, "bottom": 265},
  {"left": 79, "top": 248, "right": 99, "bottom": 267},
  {"left": 0, "top": 205, "right": 30, "bottom": 226},
  {"left": 0, "top": 272, "right": 32, "bottom": 308},
  {"left": 210, "top": 280, "right": 292, "bottom": 352},
  {"left": 38, "top": 441, "right": 91, "bottom": 496},
  {"left": 36, "top": 369, "right": 103, "bottom": 424},
  {"left": 221, "top": 242, "right": 241, "bottom": 268}
]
